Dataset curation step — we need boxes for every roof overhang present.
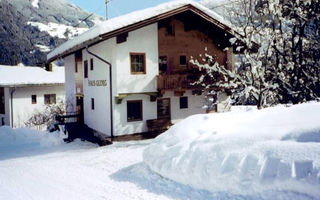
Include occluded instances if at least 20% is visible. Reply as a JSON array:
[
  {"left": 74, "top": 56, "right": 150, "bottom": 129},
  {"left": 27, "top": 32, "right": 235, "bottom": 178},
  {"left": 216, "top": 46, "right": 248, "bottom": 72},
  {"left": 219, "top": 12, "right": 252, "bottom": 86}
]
[
  {"left": 47, "top": 4, "right": 242, "bottom": 63},
  {"left": 0, "top": 83, "right": 64, "bottom": 88}
]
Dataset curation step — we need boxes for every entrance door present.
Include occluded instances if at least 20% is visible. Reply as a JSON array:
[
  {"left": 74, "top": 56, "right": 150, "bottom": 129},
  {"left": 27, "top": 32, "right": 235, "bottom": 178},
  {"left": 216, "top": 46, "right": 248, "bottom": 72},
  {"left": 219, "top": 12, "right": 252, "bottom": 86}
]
[
  {"left": 157, "top": 98, "right": 171, "bottom": 119},
  {"left": 76, "top": 96, "right": 84, "bottom": 123}
]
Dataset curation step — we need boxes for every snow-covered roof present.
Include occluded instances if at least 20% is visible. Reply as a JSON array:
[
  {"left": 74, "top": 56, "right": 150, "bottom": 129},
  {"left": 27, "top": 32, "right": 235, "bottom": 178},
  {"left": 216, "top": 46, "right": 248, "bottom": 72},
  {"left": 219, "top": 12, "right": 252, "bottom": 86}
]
[
  {"left": 0, "top": 65, "right": 65, "bottom": 87},
  {"left": 47, "top": 0, "right": 235, "bottom": 62}
]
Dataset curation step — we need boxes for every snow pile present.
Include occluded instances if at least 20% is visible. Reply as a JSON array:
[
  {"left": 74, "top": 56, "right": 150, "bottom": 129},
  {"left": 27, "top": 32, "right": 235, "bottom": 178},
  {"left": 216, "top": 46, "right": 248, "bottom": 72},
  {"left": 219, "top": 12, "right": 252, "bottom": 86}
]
[
  {"left": 144, "top": 102, "right": 320, "bottom": 198},
  {"left": 48, "top": 0, "right": 233, "bottom": 60},
  {"left": 0, "top": 65, "right": 64, "bottom": 86},
  {"left": 27, "top": 21, "right": 88, "bottom": 39},
  {"left": 0, "top": 126, "right": 64, "bottom": 149}
]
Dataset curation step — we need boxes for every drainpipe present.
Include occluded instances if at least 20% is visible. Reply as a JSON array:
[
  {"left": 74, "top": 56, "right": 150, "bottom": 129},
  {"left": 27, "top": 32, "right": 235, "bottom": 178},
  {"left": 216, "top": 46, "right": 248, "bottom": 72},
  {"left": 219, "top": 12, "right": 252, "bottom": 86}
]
[
  {"left": 86, "top": 46, "right": 114, "bottom": 138},
  {"left": 10, "top": 88, "right": 16, "bottom": 128}
]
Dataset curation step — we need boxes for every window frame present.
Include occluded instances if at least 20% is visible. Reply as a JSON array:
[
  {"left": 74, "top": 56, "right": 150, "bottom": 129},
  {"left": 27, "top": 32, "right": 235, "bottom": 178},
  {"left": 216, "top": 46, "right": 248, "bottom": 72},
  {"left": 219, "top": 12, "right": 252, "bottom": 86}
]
[
  {"left": 130, "top": 53, "right": 146, "bottom": 75},
  {"left": 179, "top": 96, "right": 188, "bottom": 109},
  {"left": 44, "top": 94, "right": 56, "bottom": 105},
  {"left": 31, "top": 94, "right": 37, "bottom": 104},
  {"left": 127, "top": 100, "right": 143, "bottom": 122}
]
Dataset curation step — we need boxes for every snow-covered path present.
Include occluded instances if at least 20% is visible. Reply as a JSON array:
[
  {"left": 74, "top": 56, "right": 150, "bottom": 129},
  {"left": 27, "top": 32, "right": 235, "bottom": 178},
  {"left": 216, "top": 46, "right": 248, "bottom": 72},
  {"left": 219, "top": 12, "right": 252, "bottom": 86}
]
[{"left": 0, "top": 140, "right": 214, "bottom": 200}]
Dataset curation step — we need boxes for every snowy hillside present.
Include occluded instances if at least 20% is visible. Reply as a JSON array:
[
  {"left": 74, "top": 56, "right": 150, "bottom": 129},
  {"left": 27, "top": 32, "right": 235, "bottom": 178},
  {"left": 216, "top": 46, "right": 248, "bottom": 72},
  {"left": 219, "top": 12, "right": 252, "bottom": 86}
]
[
  {"left": 144, "top": 102, "right": 320, "bottom": 199},
  {"left": 0, "top": 0, "right": 103, "bottom": 65}
]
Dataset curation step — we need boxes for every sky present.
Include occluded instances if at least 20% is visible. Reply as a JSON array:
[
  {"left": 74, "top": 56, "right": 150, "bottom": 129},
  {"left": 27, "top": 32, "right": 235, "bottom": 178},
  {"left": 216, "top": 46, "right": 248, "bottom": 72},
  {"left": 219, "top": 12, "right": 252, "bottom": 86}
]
[{"left": 66, "top": 0, "right": 197, "bottom": 19}]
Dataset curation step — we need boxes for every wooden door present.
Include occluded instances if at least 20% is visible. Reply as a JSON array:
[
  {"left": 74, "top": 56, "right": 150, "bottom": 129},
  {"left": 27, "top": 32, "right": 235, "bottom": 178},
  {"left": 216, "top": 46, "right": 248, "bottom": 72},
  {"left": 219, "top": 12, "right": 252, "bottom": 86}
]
[{"left": 157, "top": 98, "right": 171, "bottom": 119}]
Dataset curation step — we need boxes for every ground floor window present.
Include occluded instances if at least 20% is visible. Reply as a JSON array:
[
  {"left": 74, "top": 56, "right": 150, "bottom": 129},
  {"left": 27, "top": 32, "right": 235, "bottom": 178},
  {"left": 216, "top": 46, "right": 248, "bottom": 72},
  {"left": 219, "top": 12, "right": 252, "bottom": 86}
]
[
  {"left": 180, "top": 96, "right": 188, "bottom": 109},
  {"left": 91, "top": 98, "right": 95, "bottom": 110},
  {"left": 44, "top": 94, "right": 56, "bottom": 105},
  {"left": 31, "top": 95, "right": 37, "bottom": 104},
  {"left": 127, "top": 100, "right": 143, "bottom": 122}
]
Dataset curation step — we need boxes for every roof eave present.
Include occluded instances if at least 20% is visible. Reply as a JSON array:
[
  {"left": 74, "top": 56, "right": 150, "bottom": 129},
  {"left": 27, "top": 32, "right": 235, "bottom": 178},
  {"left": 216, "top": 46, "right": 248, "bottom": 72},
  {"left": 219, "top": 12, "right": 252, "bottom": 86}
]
[{"left": 47, "top": 4, "right": 240, "bottom": 63}]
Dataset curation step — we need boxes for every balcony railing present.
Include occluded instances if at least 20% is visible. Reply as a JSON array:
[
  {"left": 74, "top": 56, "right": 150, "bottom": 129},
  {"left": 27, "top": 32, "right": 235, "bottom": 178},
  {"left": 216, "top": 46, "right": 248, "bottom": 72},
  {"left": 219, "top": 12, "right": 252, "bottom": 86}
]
[{"left": 157, "top": 74, "right": 192, "bottom": 90}]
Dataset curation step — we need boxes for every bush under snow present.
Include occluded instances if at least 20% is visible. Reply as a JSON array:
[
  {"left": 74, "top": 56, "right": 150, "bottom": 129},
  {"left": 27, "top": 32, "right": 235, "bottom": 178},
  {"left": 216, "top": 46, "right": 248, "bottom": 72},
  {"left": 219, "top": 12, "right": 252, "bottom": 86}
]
[{"left": 143, "top": 102, "right": 320, "bottom": 198}]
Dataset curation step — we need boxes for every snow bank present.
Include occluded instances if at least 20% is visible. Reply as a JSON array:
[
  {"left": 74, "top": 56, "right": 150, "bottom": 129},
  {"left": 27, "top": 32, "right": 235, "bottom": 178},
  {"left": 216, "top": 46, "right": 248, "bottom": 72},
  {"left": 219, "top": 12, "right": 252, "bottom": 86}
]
[
  {"left": 0, "top": 65, "right": 64, "bottom": 86},
  {"left": 0, "top": 126, "right": 64, "bottom": 149},
  {"left": 143, "top": 102, "right": 320, "bottom": 198}
]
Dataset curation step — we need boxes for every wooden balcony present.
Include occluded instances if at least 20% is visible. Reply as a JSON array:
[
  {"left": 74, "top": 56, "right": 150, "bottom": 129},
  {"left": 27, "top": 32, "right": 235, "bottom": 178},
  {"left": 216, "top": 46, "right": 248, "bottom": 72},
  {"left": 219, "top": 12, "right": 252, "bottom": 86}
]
[{"left": 157, "top": 74, "right": 192, "bottom": 90}]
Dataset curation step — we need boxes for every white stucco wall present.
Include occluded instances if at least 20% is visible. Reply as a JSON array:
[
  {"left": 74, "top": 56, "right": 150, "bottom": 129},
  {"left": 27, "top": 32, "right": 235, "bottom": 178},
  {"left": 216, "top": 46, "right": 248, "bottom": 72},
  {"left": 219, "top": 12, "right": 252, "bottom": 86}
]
[
  {"left": 82, "top": 39, "right": 114, "bottom": 135},
  {"left": 64, "top": 54, "right": 77, "bottom": 113},
  {"left": 79, "top": 24, "right": 158, "bottom": 136},
  {"left": 115, "top": 24, "right": 159, "bottom": 94},
  {"left": 162, "top": 90, "right": 206, "bottom": 124},
  {"left": 10, "top": 85, "right": 65, "bottom": 128},
  {"left": 113, "top": 94, "right": 157, "bottom": 136}
]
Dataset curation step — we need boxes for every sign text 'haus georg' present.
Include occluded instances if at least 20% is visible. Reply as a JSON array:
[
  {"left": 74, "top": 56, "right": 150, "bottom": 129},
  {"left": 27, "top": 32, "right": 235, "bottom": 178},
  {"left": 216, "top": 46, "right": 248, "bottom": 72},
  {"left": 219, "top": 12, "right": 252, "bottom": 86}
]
[{"left": 88, "top": 80, "right": 107, "bottom": 87}]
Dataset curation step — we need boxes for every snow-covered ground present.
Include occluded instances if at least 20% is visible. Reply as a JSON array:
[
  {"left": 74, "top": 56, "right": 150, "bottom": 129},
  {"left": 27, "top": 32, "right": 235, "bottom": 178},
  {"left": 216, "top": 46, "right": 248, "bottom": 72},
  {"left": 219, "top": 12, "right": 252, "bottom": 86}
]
[
  {"left": 1, "top": 102, "right": 320, "bottom": 200},
  {"left": 144, "top": 102, "right": 320, "bottom": 199},
  {"left": 0, "top": 127, "right": 214, "bottom": 200}
]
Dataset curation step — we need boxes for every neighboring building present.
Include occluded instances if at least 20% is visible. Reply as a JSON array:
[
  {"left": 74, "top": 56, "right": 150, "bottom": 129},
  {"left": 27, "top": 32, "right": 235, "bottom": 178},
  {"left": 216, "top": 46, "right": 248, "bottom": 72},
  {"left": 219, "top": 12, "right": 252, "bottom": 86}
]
[
  {"left": 47, "top": 0, "right": 240, "bottom": 137},
  {"left": 0, "top": 65, "right": 65, "bottom": 128}
]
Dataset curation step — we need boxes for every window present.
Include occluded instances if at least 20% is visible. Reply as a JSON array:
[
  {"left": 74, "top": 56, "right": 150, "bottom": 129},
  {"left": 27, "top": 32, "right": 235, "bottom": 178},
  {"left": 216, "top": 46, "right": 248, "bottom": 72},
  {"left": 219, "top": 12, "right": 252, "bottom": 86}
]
[
  {"left": 84, "top": 60, "right": 88, "bottom": 78},
  {"left": 180, "top": 96, "right": 188, "bottom": 109},
  {"left": 31, "top": 95, "right": 37, "bottom": 104},
  {"left": 130, "top": 53, "right": 146, "bottom": 74},
  {"left": 127, "top": 100, "right": 143, "bottom": 122},
  {"left": 90, "top": 58, "right": 94, "bottom": 71},
  {"left": 116, "top": 32, "right": 128, "bottom": 44},
  {"left": 44, "top": 94, "right": 56, "bottom": 105},
  {"left": 180, "top": 55, "right": 187, "bottom": 66},
  {"left": 91, "top": 98, "right": 95, "bottom": 110},
  {"left": 159, "top": 56, "right": 167, "bottom": 75},
  {"left": 166, "top": 24, "right": 175, "bottom": 36},
  {"left": 75, "top": 63, "right": 78, "bottom": 73},
  {"left": 0, "top": 87, "right": 4, "bottom": 114}
]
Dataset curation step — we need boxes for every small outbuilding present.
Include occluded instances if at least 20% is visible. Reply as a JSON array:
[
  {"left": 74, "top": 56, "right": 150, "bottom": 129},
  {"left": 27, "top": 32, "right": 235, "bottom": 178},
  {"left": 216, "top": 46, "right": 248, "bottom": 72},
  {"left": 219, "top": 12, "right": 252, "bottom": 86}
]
[{"left": 0, "top": 65, "right": 65, "bottom": 128}]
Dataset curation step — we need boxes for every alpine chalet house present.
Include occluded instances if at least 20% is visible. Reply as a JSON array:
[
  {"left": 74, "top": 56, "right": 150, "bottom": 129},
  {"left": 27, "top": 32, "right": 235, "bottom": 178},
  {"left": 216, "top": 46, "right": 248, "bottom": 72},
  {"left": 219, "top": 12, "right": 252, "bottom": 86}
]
[
  {"left": 0, "top": 65, "right": 65, "bottom": 128},
  {"left": 47, "top": 0, "right": 240, "bottom": 138}
]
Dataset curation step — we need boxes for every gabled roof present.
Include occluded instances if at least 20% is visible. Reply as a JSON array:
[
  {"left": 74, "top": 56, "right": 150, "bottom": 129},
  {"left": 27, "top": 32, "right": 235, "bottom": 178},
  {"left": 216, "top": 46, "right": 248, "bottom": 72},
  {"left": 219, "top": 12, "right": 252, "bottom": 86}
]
[
  {"left": 0, "top": 65, "right": 65, "bottom": 87},
  {"left": 47, "top": 0, "right": 238, "bottom": 62}
]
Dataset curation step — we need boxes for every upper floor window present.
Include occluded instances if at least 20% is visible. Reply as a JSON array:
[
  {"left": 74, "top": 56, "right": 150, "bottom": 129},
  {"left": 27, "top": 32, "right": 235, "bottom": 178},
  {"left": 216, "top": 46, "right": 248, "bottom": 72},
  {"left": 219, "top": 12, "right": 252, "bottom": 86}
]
[
  {"left": 116, "top": 32, "right": 128, "bottom": 44},
  {"left": 130, "top": 53, "right": 146, "bottom": 74},
  {"left": 84, "top": 60, "right": 88, "bottom": 78},
  {"left": 44, "top": 94, "right": 56, "bottom": 105},
  {"left": 90, "top": 58, "right": 94, "bottom": 71},
  {"left": 180, "top": 55, "right": 187, "bottom": 66},
  {"left": 31, "top": 95, "right": 37, "bottom": 104}
]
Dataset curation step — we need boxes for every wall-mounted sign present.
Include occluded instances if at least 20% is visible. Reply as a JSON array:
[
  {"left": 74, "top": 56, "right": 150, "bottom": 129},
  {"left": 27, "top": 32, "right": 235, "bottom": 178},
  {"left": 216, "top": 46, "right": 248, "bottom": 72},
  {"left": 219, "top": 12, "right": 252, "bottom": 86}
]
[{"left": 88, "top": 80, "right": 107, "bottom": 87}]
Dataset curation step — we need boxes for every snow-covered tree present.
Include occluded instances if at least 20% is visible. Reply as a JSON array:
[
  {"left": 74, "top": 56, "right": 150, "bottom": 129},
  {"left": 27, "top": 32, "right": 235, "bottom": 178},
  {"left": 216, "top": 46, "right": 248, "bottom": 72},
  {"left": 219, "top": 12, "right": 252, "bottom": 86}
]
[{"left": 198, "top": 0, "right": 320, "bottom": 108}]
